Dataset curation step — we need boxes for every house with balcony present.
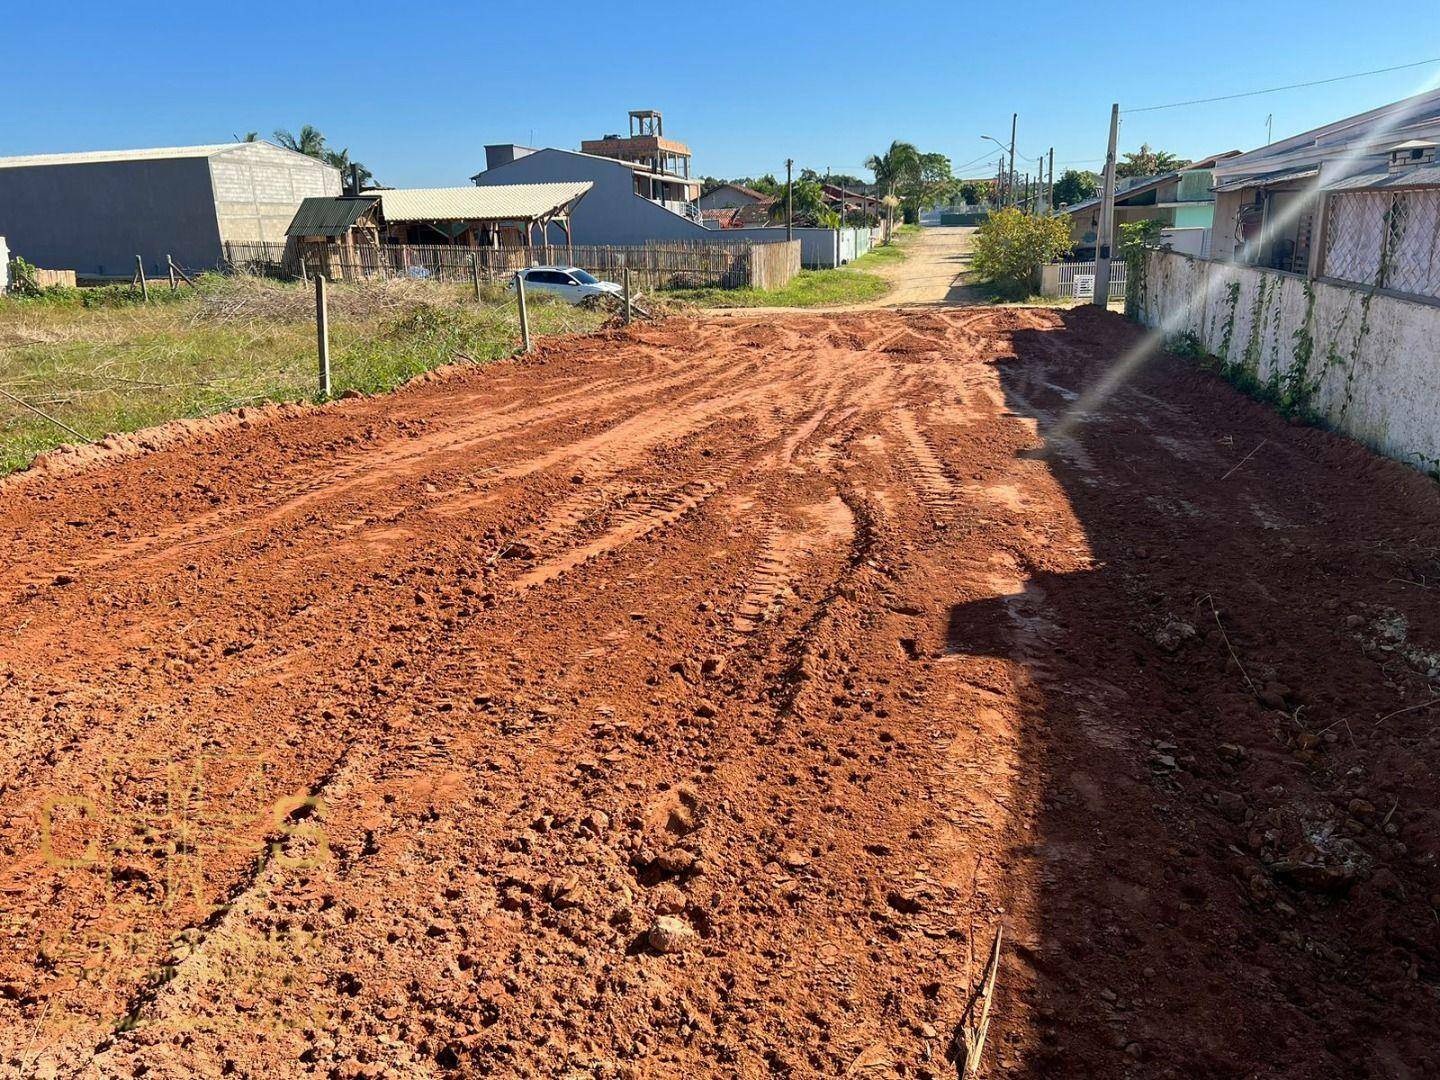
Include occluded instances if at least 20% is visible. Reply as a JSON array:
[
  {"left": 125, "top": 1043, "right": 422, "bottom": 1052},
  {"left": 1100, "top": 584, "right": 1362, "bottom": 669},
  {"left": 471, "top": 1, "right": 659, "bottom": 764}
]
[{"left": 471, "top": 111, "right": 710, "bottom": 246}]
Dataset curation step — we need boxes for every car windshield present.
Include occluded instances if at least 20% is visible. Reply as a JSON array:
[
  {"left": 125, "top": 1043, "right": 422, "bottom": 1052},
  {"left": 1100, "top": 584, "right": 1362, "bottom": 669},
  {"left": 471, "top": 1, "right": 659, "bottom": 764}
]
[{"left": 569, "top": 269, "right": 599, "bottom": 284}]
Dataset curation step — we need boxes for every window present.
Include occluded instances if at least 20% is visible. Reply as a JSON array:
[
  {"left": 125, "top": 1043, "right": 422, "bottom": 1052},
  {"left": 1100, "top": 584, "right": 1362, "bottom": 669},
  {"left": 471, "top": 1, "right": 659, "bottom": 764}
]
[{"left": 569, "top": 269, "right": 599, "bottom": 284}]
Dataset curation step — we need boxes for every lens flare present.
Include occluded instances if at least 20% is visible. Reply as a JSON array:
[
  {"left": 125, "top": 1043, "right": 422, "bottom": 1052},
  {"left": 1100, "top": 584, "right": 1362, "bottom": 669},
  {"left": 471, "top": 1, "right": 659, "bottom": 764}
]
[{"left": 1044, "top": 77, "right": 1440, "bottom": 449}]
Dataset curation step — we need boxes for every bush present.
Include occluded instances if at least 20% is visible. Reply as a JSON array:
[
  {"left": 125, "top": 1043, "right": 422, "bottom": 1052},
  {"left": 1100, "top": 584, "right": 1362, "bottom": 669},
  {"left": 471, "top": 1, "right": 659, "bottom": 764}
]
[
  {"left": 6, "top": 255, "right": 43, "bottom": 298},
  {"left": 970, "top": 209, "right": 1073, "bottom": 295}
]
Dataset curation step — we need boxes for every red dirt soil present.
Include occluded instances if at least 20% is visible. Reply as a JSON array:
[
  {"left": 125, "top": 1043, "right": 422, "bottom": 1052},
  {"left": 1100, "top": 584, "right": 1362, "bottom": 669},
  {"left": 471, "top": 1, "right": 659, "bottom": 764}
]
[{"left": 2, "top": 308, "right": 1439, "bottom": 1079}]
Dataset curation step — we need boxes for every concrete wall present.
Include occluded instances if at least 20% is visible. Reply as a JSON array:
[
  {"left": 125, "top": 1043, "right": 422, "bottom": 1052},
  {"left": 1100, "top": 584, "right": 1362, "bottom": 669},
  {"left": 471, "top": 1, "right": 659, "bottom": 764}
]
[
  {"left": 209, "top": 142, "right": 338, "bottom": 245},
  {"left": 1138, "top": 250, "right": 1440, "bottom": 473},
  {"left": 0, "top": 158, "right": 221, "bottom": 276}
]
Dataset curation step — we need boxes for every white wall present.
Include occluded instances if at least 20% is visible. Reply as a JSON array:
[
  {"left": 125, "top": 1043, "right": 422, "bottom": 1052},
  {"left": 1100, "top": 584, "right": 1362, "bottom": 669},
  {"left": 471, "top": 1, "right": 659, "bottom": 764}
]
[{"left": 1138, "top": 250, "right": 1440, "bottom": 473}]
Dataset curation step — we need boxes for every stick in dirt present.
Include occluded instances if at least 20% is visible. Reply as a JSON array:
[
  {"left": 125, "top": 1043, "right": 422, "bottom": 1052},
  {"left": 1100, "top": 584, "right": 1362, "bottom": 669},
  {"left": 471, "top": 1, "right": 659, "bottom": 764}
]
[
  {"left": 0, "top": 387, "right": 92, "bottom": 443},
  {"left": 957, "top": 923, "right": 1004, "bottom": 1078},
  {"left": 134, "top": 255, "right": 149, "bottom": 303},
  {"left": 515, "top": 270, "right": 532, "bottom": 354}
]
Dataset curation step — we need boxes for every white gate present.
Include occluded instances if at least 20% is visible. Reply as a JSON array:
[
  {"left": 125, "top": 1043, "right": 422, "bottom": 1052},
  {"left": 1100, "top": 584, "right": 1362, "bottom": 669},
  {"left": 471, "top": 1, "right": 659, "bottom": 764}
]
[{"left": 1055, "top": 259, "right": 1127, "bottom": 299}]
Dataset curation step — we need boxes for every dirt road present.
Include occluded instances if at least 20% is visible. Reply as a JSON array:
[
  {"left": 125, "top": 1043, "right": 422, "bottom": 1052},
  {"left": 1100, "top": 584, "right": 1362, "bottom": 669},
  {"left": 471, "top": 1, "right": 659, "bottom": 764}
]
[
  {"left": 871, "top": 225, "right": 976, "bottom": 306},
  {"left": 2, "top": 309, "right": 1439, "bottom": 1078}
]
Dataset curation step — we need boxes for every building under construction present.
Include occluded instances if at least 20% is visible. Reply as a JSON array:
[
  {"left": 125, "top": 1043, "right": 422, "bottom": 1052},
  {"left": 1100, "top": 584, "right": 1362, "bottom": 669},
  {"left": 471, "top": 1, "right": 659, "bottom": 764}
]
[{"left": 580, "top": 110, "right": 693, "bottom": 187}]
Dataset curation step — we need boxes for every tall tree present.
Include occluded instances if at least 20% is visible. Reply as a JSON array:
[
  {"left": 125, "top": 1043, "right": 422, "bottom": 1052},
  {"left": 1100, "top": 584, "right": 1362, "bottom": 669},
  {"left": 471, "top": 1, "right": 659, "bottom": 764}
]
[
  {"left": 1053, "top": 169, "right": 1099, "bottom": 207},
  {"left": 1116, "top": 144, "right": 1190, "bottom": 179},
  {"left": 865, "top": 141, "right": 921, "bottom": 234}
]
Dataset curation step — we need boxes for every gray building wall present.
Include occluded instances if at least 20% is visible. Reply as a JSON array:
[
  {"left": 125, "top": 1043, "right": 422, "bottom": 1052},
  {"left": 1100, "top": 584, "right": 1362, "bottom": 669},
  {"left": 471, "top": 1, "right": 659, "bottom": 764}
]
[
  {"left": 209, "top": 142, "right": 339, "bottom": 245},
  {"left": 473, "top": 148, "right": 713, "bottom": 247},
  {"left": 0, "top": 157, "right": 221, "bottom": 277},
  {"left": 0, "top": 143, "right": 337, "bottom": 277}
]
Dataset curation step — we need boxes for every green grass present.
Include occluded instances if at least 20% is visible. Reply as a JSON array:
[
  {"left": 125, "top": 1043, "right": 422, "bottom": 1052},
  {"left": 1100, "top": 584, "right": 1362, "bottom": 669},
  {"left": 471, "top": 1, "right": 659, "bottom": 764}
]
[
  {"left": 0, "top": 276, "right": 605, "bottom": 476},
  {"left": 669, "top": 233, "right": 911, "bottom": 309}
]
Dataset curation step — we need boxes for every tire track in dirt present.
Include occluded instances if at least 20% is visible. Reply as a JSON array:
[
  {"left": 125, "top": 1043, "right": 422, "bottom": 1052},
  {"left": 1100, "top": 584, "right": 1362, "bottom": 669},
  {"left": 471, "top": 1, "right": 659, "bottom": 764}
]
[{"left": 9, "top": 305, "right": 1438, "bottom": 1079}]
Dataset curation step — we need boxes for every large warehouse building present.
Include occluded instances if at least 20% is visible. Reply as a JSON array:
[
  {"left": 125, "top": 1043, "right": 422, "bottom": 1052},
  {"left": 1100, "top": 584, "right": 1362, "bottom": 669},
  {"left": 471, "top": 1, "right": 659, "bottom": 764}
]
[{"left": 0, "top": 141, "right": 340, "bottom": 278}]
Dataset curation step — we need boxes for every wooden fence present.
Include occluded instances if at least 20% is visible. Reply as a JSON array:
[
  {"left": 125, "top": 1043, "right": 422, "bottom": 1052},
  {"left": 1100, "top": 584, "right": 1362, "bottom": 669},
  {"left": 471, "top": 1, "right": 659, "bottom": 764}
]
[{"left": 221, "top": 239, "right": 802, "bottom": 292}]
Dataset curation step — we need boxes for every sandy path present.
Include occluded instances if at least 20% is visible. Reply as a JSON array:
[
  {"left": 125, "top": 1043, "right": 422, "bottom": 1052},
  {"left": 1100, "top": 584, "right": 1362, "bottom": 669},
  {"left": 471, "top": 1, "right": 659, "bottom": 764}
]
[
  {"left": 1, "top": 310, "right": 1439, "bottom": 1078},
  {"left": 703, "top": 225, "right": 978, "bottom": 317}
]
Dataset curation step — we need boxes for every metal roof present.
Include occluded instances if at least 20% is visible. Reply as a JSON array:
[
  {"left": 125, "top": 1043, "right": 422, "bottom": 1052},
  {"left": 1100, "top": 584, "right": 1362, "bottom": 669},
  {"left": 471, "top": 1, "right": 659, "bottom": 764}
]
[
  {"left": 0, "top": 143, "right": 249, "bottom": 169},
  {"left": 1324, "top": 164, "right": 1440, "bottom": 192},
  {"left": 378, "top": 182, "right": 591, "bottom": 222},
  {"left": 286, "top": 196, "right": 380, "bottom": 237},
  {"left": 1212, "top": 166, "right": 1319, "bottom": 193}
]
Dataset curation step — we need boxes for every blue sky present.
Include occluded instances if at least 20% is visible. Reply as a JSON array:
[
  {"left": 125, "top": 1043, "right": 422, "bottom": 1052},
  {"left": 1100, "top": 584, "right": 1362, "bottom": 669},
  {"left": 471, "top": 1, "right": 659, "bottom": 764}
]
[{"left": 5, "top": 1, "right": 1438, "bottom": 186}]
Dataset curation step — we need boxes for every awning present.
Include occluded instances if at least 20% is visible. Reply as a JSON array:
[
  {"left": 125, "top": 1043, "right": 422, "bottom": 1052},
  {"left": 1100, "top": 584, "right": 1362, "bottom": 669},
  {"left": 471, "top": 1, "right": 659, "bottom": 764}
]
[
  {"left": 286, "top": 196, "right": 379, "bottom": 237},
  {"left": 377, "top": 182, "right": 592, "bottom": 223},
  {"left": 1212, "top": 166, "right": 1320, "bottom": 193},
  {"left": 1323, "top": 163, "right": 1440, "bottom": 192}
]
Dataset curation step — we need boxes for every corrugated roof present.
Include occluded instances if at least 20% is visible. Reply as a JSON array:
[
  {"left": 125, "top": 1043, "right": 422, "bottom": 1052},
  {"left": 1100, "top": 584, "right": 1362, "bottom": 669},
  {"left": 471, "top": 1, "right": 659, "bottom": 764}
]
[
  {"left": 0, "top": 143, "right": 248, "bottom": 169},
  {"left": 1324, "top": 164, "right": 1440, "bottom": 192},
  {"left": 1212, "top": 166, "right": 1319, "bottom": 193},
  {"left": 286, "top": 196, "right": 380, "bottom": 237},
  {"left": 378, "top": 182, "right": 592, "bottom": 222}
]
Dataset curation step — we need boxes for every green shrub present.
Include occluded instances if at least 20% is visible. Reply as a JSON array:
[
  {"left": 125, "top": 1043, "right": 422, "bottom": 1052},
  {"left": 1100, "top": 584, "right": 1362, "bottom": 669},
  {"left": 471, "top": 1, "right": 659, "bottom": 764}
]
[{"left": 970, "top": 208, "right": 1073, "bottom": 295}]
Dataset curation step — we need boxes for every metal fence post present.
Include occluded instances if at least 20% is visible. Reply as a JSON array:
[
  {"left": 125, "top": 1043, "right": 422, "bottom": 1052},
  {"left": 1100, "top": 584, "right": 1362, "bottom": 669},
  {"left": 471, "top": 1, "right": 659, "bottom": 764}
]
[
  {"left": 514, "top": 271, "right": 531, "bottom": 353},
  {"left": 315, "top": 275, "right": 331, "bottom": 397},
  {"left": 623, "top": 266, "right": 632, "bottom": 326},
  {"left": 135, "top": 255, "right": 149, "bottom": 302}
]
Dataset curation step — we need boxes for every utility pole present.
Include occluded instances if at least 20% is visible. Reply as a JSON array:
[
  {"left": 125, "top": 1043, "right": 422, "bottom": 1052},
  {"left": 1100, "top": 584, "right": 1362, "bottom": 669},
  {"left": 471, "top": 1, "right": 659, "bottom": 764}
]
[
  {"left": 1008, "top": 113, "right": 1017, "bottom": 207},
  {"left": 785, "top": 158, "right": 794, "bottom": 241},
  {"left": 1046, "top": 147, "right": 1055, "bottom": 214},
  {"left": 1092, "top": 102, "right": 1120, "bottom": 307}
]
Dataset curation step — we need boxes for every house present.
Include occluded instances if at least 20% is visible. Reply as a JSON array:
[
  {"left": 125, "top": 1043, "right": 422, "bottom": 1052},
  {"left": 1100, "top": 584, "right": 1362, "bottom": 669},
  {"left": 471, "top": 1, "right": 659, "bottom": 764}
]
[
  {"left": 580, "top": 111, "right": 694, "bottom": 188},
  {"left": 698, "top": 183, "right": 774, "bottom": 211},
  {"left": 0, "top": 141, "right": 339, "bottom": 277},
  {"left": 821, "top": 184, "right": 882, "bottom": 223},
  {"left": 1208, "top": 88, "right": 1440, "bottom": 288},
  {"left": 1063, "top": 151, "right": 1240, "bottom": 258},
  {"left": 697, "top": 184, "right": 776, "bottom": 229}
]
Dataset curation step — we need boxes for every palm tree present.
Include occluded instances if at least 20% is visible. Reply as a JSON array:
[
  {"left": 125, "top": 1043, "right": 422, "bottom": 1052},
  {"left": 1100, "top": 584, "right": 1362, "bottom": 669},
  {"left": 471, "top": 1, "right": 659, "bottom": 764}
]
[
  {"left": 866, "top": 141, "right": 921, "bottom": 236},
  {"left": 273, "top": 125, "right": 326, "bottom": 159},
  {"left": 273, "top": 126, "right": 375, "bottom": 190}
]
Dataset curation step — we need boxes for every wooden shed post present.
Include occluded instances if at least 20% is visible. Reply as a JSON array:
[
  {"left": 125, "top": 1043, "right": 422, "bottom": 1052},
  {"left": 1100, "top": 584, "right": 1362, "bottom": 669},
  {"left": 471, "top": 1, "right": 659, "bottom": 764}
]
[{"left": 315, "top": 275, "right": 331, "bottom": 397}]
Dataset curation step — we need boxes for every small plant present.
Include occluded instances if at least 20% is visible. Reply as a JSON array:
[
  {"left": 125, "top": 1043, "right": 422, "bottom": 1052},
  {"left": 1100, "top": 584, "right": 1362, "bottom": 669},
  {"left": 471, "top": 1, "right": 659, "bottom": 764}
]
[
  {"left": 1119, "top": 219, "right": 1164, "bottom": 317},
  {"left": 1165, "top": 330, "right": 1207, "bottom": 360},
  {"left": 969, "top": 208, "right": 1073, "bottom": 297}
]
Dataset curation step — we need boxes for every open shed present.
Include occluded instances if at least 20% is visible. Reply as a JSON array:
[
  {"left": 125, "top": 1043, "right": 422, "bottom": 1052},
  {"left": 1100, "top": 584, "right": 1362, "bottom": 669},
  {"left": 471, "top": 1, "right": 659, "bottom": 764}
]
[{"left": 287, "top": 182, "right": 590, "bottom": 251}]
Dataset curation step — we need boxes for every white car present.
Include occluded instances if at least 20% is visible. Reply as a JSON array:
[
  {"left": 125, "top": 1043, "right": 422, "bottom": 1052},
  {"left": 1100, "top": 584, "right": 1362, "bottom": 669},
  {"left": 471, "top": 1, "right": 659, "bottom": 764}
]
[{"left": 508, "top": 266, "right": 623, "bottom": 305}]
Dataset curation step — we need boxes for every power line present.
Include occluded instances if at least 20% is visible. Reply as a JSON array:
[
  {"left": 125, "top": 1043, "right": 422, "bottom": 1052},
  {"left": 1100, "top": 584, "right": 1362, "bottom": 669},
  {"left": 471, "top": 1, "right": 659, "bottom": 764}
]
[{"left": 1126, "top": 56, "right": 1440, "bottom": 113}]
